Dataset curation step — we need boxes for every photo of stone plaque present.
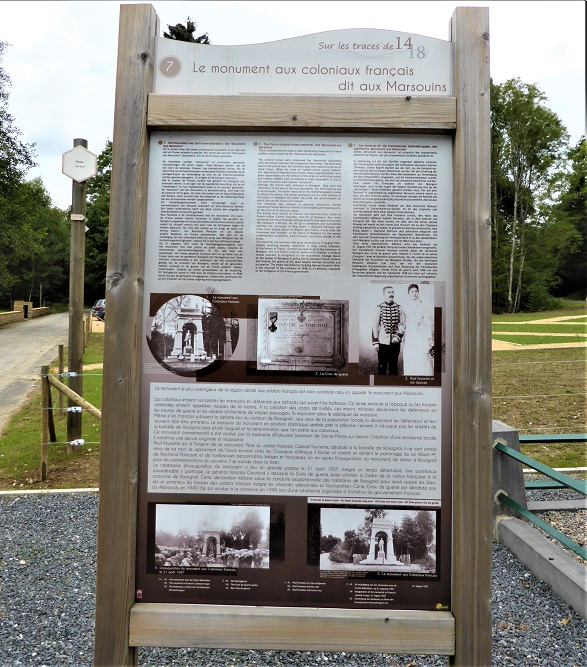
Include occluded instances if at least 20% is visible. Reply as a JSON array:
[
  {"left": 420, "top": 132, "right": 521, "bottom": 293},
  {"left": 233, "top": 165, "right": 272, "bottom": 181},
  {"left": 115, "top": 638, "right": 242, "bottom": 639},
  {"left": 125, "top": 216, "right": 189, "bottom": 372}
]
[{"left": 257, "top": 299, "right": 348, "bottom": 372}]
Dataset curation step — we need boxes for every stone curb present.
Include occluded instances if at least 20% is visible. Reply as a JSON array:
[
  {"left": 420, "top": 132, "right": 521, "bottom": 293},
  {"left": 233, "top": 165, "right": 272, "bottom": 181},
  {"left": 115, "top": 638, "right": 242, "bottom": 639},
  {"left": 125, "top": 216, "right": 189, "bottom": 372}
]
[{"left": 497, "top": 517, "right": 587, "bottom": 621}]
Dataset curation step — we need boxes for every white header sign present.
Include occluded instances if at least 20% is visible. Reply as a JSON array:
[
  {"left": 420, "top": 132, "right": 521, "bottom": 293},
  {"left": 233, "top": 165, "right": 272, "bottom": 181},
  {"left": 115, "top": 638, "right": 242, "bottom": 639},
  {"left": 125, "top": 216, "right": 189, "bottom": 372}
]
[{"left": 154, "top": 29, "right": 452, "bottom": 96}]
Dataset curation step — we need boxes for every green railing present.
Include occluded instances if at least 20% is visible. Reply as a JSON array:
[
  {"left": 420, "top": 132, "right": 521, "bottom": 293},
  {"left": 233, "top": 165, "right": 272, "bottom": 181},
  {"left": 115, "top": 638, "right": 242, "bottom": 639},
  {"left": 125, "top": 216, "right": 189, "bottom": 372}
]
[{"left": 494, "top": 440, "right": 587, "bottom": 561}]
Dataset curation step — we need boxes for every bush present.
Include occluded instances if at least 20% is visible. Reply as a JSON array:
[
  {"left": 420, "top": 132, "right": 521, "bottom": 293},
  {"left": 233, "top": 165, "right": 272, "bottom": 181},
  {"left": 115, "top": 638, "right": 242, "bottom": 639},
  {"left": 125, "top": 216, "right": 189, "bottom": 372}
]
[{"left": 328, "top": 543, "right": 352, "bottom": 563}]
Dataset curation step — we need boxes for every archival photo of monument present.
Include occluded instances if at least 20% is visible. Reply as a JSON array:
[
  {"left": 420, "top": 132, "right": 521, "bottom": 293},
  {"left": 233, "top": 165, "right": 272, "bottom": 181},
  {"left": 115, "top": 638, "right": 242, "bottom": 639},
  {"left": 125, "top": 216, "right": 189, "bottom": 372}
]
[
  {"left": 146, "top": 294, "right": 239, "bottom": 377},
  {"left": 257, "top": 298, "right": 349, "bottom": 373},
  {"left": 153, "top": 503, "right": 271, "bottom": 572},
  {"left": 318, "top": 507, "right": 438, "bottom": 577}
]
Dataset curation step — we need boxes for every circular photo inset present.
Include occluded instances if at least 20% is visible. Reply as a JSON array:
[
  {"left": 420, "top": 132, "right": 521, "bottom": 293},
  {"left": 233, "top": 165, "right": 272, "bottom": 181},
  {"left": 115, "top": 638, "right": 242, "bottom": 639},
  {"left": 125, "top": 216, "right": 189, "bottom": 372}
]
[{"left": 146, "top": 294, "right": 239, "bottom": 377}]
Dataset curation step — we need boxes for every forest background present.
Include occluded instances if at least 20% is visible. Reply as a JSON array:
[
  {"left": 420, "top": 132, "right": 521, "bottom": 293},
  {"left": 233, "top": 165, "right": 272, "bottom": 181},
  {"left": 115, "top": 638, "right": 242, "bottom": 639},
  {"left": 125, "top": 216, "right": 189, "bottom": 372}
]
[{"left": 0, "top": 19, "right": 585, "bottom": 315}]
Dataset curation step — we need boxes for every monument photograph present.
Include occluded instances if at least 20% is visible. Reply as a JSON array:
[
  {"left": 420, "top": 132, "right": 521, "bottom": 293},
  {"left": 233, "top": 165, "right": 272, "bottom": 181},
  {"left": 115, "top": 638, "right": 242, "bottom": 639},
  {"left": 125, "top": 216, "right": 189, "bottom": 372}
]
[
  {"left": 318, "top": 507, "right": 437, "bottom": 576},
  {"left": 146, "top": 294, "right": 238, "bottom": 376},
  {"left": 153, "top": 503, "right": 271, "bottom": 572}
]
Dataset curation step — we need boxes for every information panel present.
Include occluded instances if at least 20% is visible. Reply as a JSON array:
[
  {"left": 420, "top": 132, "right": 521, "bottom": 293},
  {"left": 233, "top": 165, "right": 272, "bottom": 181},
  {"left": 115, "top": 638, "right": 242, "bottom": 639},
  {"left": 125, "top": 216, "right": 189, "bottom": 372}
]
[{"left": 135, "top": 131, "right": 453, "bottom": 611}]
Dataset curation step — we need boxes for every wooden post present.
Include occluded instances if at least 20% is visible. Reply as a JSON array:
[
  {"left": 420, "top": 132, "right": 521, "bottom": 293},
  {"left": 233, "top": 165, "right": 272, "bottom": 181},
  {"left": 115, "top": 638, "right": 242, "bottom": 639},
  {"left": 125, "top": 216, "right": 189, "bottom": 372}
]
[
  {"left": 94, "top": 4, "right": 158, "bottom": 666},
  {"left": 40, "top": 365, "right": 50, "bottom": 481},
  {"left": 450, "top": 7, "right": 492, "bottom": 666},
  {"left": 58, "top": 344, "right": 65, "bottom": 413},
  {"left": 67, "top": 137, "right": 87, "bottom": 449}
]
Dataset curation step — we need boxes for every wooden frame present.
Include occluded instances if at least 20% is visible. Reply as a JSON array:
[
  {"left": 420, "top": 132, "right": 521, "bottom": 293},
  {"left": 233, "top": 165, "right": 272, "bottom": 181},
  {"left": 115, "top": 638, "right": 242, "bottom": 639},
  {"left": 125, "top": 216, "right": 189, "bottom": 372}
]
[{"left": 94, "top": 5, "right": 491, "bottom": 666}]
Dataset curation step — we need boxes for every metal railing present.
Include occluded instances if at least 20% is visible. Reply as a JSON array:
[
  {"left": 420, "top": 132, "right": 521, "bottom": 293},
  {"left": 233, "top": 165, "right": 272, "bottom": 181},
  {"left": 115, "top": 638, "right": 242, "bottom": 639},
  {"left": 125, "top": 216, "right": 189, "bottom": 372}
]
[{"left": 494, "top": 439, "right": 587, "bottom": 561}]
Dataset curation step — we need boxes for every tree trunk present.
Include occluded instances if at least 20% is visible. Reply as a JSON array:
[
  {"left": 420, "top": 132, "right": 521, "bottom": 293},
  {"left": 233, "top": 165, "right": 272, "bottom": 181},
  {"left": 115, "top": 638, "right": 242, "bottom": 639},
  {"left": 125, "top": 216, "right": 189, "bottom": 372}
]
[
  {"left": 506, "top": 184, "right": 519, "bottom": 313},
  {"left": 514, "top": 247, "right": 526, "bottom": 313}
]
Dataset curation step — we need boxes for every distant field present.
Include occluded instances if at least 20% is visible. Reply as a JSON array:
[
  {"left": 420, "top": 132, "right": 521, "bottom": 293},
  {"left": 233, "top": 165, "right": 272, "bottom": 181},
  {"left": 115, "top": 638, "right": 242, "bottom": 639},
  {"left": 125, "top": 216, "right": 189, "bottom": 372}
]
[
  {"left": 493, "top": 335, "right": 586, "bottom": 345},
  {"left": 492, "top": 347, "right": 585, "bottom": 439},
  {"left": 492, "top": 323, "right": 586, "bottom": 334},
  {"left": 492, "top": 300, "right": 587, "bottom": 323},
  {"left": 492, "top": 303, "right": 587, "bottom": 348}
]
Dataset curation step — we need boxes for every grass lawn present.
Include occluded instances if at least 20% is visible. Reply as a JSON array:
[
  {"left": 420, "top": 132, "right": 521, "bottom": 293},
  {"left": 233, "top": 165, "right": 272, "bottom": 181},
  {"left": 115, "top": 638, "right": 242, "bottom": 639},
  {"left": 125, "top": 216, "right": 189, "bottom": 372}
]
[
  {"left": 492, "top": 323, "right": 586, "bottom": 334},
  {"left": 492, "top": 299, "right": 587, "bottom": 323},
  {"left": 0, "top": 334, "right": 104, "bottom": 490},
  {"left": 492, "top": 334, "right": 587, "bottom": 345}
]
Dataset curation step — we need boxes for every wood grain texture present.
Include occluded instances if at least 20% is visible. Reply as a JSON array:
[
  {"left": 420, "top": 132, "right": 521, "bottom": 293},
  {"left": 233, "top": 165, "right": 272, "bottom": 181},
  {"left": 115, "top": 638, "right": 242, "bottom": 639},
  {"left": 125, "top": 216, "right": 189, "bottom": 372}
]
[
  {"left": 130, "top": 604, "right": 455, "bottom": 654},
  {"left": 450, "top": 7, "right": 493, "bottom": 667},
  {"left": 147, "top": 94, "right": 457, "bottom": 132},
  {"left": 93, "top": 5, "right": 158, "bottom": 666}
]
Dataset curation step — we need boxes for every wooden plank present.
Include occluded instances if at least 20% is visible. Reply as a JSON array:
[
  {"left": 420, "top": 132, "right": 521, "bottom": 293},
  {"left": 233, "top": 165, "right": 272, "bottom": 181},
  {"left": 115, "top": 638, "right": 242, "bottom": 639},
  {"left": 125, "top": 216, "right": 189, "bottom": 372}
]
[
  {"left": 93, "top": 5, "right": 158, "bottom": 666},
  {"left": 47, "top": 375, "right": 101, "bottom": 420},
  {"left": 147, "top": 94, "right": 457, "bottom": 131},
  {"left": 449, "top": 7, "right": 492, "bottom": 667},
  {"left": 130, "top": 604, "right": 455, "bottom": 654}
]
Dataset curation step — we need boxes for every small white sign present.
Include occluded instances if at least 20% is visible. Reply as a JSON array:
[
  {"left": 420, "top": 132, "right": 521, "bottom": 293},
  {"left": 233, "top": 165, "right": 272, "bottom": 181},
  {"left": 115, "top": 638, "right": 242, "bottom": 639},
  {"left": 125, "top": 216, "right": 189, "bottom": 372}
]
[{"left": 62, "top": 145, "right": 97, "bottom": 182}]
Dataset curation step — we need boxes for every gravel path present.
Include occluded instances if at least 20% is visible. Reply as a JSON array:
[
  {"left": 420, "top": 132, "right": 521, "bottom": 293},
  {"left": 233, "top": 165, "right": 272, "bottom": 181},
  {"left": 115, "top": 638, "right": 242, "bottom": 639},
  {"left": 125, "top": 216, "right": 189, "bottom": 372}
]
[{"left": 1, "top": 492, "right": 585, "bottom": 667}]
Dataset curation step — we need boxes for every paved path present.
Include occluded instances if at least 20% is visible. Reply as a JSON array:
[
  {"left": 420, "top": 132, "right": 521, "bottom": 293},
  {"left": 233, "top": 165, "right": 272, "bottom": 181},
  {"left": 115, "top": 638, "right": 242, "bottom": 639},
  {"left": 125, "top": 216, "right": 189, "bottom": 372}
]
[{"left": 0, "top": 312, "right": 69, "bottom": 434}]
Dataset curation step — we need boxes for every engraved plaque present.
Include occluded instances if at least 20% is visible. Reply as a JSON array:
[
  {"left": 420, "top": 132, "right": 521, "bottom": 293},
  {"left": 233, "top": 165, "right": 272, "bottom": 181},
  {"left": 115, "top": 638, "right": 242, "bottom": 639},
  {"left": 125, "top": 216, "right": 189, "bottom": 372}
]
[{"left": 257, "top": 299, "right": 348, "bottom": 372}]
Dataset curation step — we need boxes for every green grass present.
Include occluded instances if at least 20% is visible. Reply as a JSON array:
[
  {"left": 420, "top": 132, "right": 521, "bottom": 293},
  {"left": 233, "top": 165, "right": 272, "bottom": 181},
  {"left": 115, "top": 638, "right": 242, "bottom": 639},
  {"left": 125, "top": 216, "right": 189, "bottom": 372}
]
[
  {"left": 0, "top": 333, "right": 104, "bottom": 489},
  {"left": 492, "top": 334, "right": 587, "bottom": 345},
  {"left": 492, "top": 323, "right": 587, "bottom": 334},
  {"left": 492, "top": 300, "right": 587, "bottom": 323},
  {"left": 520, "top": 441, "right": 586, "bottom": 469},
  {"left": 493, "top": 347, "right": 586, "bottom": 464}
]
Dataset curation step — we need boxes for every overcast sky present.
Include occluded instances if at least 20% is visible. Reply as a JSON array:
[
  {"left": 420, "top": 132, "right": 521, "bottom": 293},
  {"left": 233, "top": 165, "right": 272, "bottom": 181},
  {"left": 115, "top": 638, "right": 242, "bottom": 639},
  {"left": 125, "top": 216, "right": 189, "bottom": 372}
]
[{"left": 0, "top": 1, "right": 584, "bottom": 210}]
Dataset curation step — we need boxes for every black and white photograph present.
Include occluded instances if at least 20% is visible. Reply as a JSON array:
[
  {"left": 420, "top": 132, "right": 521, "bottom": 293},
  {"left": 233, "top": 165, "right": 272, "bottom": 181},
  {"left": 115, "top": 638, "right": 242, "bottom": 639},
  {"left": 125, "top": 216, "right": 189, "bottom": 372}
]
[
  {"left": 257, "top": 298, "right": 348, "bottom": 373},
  {"left": 359, "top": 281, "right": 436, "bottom": 378},
  {"left": 146, "top": 294, "right": 239, "bottom": 377},
  {"left": 153, "top": 503, "right": 271, "bottom": 571},
  {"left": 317, "top": 506, "right": 437, "bottom": 576}
]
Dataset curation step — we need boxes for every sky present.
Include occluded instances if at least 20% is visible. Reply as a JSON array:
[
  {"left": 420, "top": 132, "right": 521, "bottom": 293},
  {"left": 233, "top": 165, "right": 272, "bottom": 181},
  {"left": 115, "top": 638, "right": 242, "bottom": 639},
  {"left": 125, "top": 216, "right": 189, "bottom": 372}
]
[{"left": 0, "top": 1, "right": 585, "bottom": 210}]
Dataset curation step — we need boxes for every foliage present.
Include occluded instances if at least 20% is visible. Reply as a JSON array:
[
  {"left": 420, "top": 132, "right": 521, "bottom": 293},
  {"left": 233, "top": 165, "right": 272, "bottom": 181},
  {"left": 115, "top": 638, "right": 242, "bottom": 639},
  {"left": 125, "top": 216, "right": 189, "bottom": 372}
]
[
  {"left": 491, "top": 78, "right": 570, "bottom": 313},
  {"left": 0, "top": 41, "right": 36, "bottom": 192},
  {"left": 328, "top": 542, "right": 353, "bottom": 563},
  {"left": 392, "top": 511, "right": 434, "bottom": 561},
  {"left": 320, "top": 533, "right": 340, "bottom": 552},
  {"left": 85, "top": 140, "right": 112, "bottom": 305},
  {"left": 225, "top": 508, "right": 264, "bottom": 549},
  {"left": 552, "top": 138, "right": 587, "bottom": 298},
  {"left": 164, "top": 17, "right": 210, "bottom": 44}
]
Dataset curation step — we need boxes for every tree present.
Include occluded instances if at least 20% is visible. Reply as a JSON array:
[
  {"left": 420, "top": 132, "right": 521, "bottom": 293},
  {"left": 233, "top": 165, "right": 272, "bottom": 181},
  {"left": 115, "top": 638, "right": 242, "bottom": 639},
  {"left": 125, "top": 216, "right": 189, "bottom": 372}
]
[
  {"left": 228, "top": 509, "right": 264, "bottom": 549},
  {"left": 85, "top": 140, "right": 112, "bottom": 305},
  {"left": 0, "top": 41, "right": 36, "bottom": 193},
  {"left": 164, "top": 17, "right": 210, "bottom": 44},
  {"left": 319, "top": 534, "right": 340, "bottom": 553},
  {"left": 552, "top": 138, "right": 587, "bottom": 298},
  {"left": 490, "top": 79, "right": 569, "bottom": 312},
  {"left": 4, "top": 178, "right": 69, "bottom": 306}
]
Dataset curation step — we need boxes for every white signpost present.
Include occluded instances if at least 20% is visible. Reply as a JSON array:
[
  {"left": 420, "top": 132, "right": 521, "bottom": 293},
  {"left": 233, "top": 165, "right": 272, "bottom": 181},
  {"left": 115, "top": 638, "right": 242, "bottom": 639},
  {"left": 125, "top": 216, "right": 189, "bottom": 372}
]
[{"left": 62, "top": 140, "right": 96, "bottom": 445}]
